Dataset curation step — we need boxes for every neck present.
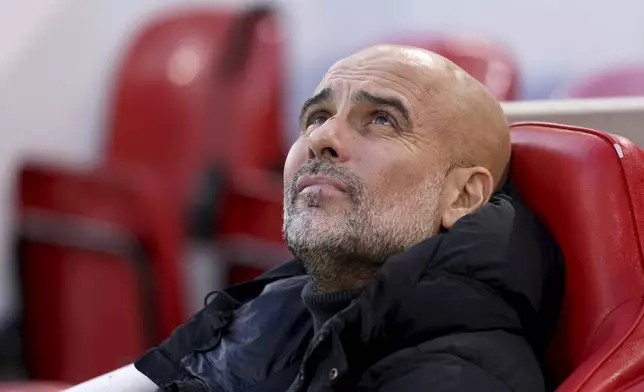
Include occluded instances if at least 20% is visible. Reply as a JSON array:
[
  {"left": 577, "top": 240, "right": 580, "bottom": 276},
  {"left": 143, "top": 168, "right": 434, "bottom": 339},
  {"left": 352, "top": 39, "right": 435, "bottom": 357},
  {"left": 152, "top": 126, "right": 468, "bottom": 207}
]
[
  {"left": 308, "top": 262, "right": 379, "bottom": 293},
  {"left": 302, "top": 280, "right": 363, "bottom": 332},
  {"left": 295, "top": 248, "right": 384, "bottom": 293},
  {"left": 312, "top": 277, "right": 368, "bottom": 293}
]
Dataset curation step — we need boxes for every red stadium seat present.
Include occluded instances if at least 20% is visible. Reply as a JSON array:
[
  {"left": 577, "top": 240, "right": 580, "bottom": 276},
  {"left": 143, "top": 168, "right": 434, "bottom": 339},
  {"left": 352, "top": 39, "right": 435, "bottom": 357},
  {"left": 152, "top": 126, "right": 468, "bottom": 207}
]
[
  {"left": 106, "top": 9, "right": 234, "bottom": 209},
  {"left": 394, "top": 35, "right": 520, "bottom": 101},
  {"left": 15, "top": 161, "right": 184, "bottom": 384},
  {"left": 107, "top": 7, "right": 289, "bottom": 285},
  {"left": 510, "top": 122, "right": 644, "bottom": 391},
  {"left": 555, "top": 65, "right": 644, "bottom": 98}
]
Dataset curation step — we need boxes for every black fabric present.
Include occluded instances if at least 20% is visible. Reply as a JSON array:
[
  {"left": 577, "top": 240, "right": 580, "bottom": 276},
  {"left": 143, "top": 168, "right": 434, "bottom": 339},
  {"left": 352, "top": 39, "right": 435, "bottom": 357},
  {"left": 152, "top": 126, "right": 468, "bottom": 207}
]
[
  {"left": 135, "top": 182, "right": 563, "bottom": 392},
  {"left": 301, "top": 281, "right": 361, "bottom": 333}
]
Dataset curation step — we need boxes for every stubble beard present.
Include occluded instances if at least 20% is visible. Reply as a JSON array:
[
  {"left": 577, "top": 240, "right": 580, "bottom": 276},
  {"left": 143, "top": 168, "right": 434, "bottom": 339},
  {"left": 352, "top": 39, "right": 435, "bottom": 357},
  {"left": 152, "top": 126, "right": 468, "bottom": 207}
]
[{"left": 283, "top": 160, "right": 444, "bottom": 292}]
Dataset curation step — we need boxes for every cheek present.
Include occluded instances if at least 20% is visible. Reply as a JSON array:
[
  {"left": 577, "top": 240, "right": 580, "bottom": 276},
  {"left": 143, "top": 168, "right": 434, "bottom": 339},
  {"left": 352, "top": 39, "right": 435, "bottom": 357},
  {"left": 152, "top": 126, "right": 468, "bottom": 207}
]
[
  {"left": 367, "top": 158, "right": 433, "bottom": 198},
  {"left": 283, "top": 140, "right": 308, "bottom": 186}
]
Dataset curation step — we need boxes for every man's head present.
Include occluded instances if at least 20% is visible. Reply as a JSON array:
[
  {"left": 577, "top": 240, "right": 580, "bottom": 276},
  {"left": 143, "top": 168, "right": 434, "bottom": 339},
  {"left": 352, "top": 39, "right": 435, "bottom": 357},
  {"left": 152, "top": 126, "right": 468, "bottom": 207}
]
[{"left": 283, "top": 45, "right": 510, "bottom": 292}]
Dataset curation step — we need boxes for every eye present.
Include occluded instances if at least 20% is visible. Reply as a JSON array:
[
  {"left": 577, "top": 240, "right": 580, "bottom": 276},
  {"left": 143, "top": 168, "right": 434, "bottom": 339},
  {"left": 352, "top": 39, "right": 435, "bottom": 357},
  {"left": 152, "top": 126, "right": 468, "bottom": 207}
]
[
  {"left": 372, "top": 112, "right": 393, "bottom": 126},
  {"left": 307, "top": 112, "right": 330, "bottom": 127}
]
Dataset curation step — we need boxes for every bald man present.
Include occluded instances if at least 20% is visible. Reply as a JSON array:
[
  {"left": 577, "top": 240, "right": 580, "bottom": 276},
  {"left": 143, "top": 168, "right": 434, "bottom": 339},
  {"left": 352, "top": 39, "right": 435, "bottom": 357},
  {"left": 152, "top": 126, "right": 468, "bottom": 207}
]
[{"left": 69, "top": 45, "right": 562, "bottom": 392}]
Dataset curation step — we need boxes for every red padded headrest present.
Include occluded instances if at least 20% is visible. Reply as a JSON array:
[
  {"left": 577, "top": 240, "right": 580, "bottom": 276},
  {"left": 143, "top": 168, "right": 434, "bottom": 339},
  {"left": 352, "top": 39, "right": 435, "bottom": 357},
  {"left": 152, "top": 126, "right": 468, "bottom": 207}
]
[{"left": 510, "top": 122, "right": 644, "bottom": 390}]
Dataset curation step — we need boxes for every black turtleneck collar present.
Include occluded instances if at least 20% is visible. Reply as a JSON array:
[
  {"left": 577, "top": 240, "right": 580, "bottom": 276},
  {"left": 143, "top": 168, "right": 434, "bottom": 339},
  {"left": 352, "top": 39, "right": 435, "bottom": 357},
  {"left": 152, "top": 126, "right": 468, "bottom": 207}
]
[{"left": 301, "top": 280, "right": 362, "bottom": 332}]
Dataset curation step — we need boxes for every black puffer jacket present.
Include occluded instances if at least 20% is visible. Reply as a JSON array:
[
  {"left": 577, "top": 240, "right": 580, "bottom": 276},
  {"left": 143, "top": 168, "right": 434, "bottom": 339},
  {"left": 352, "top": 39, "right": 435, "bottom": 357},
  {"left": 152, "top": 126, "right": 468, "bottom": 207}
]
[{"left": 136, "top": 184, "right": 563, "bottom": 392}]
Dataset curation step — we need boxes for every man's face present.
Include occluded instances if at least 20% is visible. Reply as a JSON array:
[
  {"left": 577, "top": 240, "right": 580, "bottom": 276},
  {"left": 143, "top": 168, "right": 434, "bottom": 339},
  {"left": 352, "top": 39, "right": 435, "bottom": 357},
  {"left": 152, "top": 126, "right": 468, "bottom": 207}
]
[{"left": 283, "top": 49, "right": 451, "bottom": 290}]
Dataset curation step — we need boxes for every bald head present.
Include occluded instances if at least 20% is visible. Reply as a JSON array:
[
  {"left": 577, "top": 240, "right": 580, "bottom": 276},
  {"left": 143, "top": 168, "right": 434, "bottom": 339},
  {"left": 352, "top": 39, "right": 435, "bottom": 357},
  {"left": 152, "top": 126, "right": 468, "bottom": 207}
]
[
  {"left": 329, "top": 45, "right": 510, "bottom": 188},
  {"left": 284, "top": 44, "right": 511, "bottom": 292}
]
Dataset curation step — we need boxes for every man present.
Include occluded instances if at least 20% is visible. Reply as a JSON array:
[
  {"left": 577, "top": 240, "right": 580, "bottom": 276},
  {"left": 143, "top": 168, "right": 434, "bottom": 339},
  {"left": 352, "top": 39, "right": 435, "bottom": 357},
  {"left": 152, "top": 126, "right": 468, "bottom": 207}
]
[{"left": 68, "top": 45, "right": 562, "bottom": 391}]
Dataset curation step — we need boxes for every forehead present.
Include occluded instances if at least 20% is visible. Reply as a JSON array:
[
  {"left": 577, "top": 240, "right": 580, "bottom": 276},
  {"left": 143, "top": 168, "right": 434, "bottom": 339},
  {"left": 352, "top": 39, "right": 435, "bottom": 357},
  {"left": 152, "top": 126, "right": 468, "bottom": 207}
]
[{"left": 315, "top": 53, "right": 446, "bottom": 111}]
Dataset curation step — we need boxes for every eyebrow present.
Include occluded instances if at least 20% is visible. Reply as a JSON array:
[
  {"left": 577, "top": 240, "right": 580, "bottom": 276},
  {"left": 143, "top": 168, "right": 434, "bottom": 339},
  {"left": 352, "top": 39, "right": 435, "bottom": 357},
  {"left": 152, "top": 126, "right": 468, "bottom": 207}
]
[
  {"left": 352, "top": 90, "right": 412, "bottom": 127},
  {"left": 299, "top": 87, "right": 332, "bottom": 124},
  {"left": 298, "top": 88, "right": 413, "bottom": 129}
]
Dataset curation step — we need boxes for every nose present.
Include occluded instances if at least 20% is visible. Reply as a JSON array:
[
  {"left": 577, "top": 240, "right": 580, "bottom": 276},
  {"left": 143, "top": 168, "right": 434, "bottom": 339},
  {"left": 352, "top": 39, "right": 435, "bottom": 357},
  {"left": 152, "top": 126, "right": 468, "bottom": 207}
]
[{"left": 307, "top": 117, "right": 350, "bottom": 162}]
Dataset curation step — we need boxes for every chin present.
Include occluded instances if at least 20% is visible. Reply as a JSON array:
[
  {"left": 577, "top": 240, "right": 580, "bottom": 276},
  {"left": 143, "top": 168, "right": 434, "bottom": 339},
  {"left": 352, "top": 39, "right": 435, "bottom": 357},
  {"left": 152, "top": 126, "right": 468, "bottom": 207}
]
[
  {"left": 287, "top": 210, "right": 343, "bottom": 235},
  {"left": 294, "top": 209, "right": 334, "bottom": 226}
]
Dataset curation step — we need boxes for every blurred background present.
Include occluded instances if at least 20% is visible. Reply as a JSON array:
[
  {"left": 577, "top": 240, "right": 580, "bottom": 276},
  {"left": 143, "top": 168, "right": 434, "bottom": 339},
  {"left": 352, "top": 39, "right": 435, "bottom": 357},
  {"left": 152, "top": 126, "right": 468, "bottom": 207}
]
[{"left": 1, "top": 0, "right": 644, "bottom": 388}]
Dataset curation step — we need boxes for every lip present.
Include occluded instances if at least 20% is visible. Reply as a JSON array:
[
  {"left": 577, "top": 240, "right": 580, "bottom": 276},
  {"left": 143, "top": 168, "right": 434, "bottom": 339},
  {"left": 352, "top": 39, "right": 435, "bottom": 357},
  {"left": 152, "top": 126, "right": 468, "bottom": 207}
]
[{"left": 296, "top": 175, "right": 347, "bottom": 194}]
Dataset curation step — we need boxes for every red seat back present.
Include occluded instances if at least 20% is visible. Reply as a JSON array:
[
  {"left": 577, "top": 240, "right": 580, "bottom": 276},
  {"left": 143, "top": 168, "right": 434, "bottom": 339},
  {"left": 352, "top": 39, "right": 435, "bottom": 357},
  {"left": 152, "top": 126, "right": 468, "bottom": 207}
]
[
  {"left": 395, "top": 36, "right": 520, "bottom": 101},
  {"left": 557, "top": 66, "right": 644, "bottom": 98},
  {"left": 106, "top": 10, "right": 235, "bottom": 209},
  {"left": 16, "top": 162, "right": 184, "bottom": 384},
  {"left": 509, "top": 123, "right": 644, "bottom": 391},
  {"left": 107, "top": 8, "right": 287, "bottom": 212},
  {"left": 106, "top": 8, "right": 289, "bottom": 285}
]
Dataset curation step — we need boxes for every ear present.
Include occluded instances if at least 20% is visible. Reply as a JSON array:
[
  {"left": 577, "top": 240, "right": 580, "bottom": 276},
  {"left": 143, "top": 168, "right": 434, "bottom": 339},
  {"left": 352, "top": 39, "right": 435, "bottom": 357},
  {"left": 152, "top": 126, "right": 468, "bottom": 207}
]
[{"left": 440, "top": 166, "right": 494, "bottom": 230}]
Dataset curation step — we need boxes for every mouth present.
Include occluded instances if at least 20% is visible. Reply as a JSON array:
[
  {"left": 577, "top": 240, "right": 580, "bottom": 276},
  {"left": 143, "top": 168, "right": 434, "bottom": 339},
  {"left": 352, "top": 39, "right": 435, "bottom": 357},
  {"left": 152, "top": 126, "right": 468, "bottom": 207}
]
[{"left": 296, "top": 174, "right": 347, "bottom": 194}]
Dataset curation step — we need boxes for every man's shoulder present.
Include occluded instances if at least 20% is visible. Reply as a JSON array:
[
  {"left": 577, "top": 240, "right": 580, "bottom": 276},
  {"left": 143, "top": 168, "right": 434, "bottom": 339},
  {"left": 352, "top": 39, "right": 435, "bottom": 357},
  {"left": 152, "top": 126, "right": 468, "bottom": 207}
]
[{"left": 134, "top": 260, "right": 308, "bottom": 391}]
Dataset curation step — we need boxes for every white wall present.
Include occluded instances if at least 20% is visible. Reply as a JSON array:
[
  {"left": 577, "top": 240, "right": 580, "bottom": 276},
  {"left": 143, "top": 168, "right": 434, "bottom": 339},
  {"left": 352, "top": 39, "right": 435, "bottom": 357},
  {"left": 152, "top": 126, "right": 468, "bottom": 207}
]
[{"left": 1, "top": 0, "right": 643, "bottom": 326}]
